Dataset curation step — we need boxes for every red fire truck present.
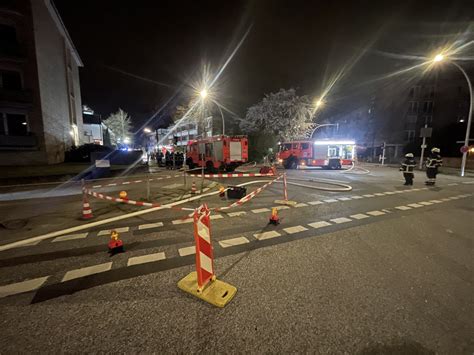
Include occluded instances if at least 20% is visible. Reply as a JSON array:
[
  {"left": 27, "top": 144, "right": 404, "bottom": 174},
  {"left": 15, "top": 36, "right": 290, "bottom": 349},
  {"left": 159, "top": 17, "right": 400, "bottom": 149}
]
[
  {"left": 278, "top": 139, "right": 356, "bottom": 169},
  {"left": 186, "top": 135, "right": 249, "bottom": 172}
]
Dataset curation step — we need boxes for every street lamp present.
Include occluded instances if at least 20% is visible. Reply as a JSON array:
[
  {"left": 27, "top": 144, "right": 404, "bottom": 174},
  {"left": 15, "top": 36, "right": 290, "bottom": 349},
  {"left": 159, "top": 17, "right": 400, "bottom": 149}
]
[
  {"left": 143, "top": 128, "right": 151, "bottom": 133},
  {"left": 197, "top": 87, "right": 225, "bottom": 135},
  {"left": 314, "top": 99, "right": 324, "bottom": 108},
  {"left": 200, "top": 89, "right": 208, "bottom": 99},
  {"left": 431, "top": 53, "right": 473, "bottom": 177}
]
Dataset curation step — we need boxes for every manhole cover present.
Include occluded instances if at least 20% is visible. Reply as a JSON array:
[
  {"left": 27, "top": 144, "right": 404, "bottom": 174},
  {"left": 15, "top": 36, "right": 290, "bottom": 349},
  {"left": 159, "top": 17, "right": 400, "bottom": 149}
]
[{"left": 1, "top": 219, "right": 28, "bottom": 230}]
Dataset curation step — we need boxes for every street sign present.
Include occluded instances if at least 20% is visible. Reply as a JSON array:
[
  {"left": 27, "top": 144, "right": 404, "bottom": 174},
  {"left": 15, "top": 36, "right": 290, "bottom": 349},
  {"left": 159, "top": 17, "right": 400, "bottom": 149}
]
[
  {"left": 421, "top": 144, "right": 427, "bottom": 149},
  {"left": 420, "top": 127, "right": 432, "bottom": 138},
  {"left": 460, "top": 145, "right": 469, "bottom": 153}
]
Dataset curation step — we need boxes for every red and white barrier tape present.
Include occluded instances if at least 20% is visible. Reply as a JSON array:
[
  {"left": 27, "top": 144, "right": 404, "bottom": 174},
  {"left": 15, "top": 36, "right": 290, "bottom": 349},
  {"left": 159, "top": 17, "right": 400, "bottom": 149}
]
[
  {"left": 189, "top": 172, "right": 275, "bottom": 178},
  {"left": 83, "top": 188, "right": 195, "bottom": 211}
]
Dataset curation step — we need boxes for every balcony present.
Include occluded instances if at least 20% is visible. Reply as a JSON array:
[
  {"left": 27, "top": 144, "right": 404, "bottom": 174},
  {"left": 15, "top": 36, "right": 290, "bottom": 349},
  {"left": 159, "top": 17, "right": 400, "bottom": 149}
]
[{"left": 0, "top": 134, "right": 37, "bottom": 149}]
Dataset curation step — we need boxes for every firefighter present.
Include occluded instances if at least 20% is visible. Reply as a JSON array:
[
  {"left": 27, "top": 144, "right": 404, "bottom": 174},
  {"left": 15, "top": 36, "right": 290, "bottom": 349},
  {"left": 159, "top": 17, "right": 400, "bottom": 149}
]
[
  {"left": 425, "top": 147, "right": 442, "bottom": 185},
  {"left": 400, "top": 153, "right": 416, "bottom": 185}
]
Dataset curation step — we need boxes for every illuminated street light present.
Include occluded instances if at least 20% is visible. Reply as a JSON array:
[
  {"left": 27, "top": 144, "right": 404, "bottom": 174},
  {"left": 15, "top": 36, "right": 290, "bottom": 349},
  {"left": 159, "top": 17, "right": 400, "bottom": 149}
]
[
  {"left": 315, "top": 99, "right": 324, "bottom": 108},
  {"left": 143, "top": 128, "right": 151, "bottom": 133},
  {"left": 429, "top": 52, "right": 472, "bottom": 177},
  {"left": 123, "top": 137, "right": 130, "bottom": 144},
  {"left": 200, "top": 89, "right": 208, "bottom": 99}
]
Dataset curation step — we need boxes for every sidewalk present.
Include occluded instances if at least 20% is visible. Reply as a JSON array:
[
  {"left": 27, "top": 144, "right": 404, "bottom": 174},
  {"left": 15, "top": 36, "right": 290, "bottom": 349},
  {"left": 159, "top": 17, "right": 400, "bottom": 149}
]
[{"left": 361, "top": 162, "right": 474, "bottom": 178}]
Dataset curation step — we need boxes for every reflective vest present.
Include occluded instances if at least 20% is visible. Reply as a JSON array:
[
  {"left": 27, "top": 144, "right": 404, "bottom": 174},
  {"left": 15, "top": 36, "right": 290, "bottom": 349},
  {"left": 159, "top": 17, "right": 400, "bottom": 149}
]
[
  {"left": 400, "top": 158, "right": 415, "bottom": 173},
  {"left": 426, "top": 154, "right": 442, "bottom": 168}
]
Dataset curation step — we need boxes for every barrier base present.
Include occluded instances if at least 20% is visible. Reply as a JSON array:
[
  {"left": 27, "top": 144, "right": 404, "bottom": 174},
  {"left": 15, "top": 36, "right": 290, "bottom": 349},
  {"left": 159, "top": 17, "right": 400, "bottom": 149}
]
[
  {"left": 178, "top": 271, "right": 237, "bottom": 308},
  {"left": 274, "top": 199, "right": 298, "bottom": 206}
]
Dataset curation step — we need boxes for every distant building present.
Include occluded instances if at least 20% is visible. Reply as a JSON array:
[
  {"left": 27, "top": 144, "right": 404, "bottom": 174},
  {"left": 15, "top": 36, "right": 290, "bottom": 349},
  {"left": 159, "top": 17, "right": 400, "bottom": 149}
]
[
  {"left": 82, "top": 105, "right": 115, "bottom": 147},
  {"left": 0, "top": 0, "right": 83, "bottom": 165}
]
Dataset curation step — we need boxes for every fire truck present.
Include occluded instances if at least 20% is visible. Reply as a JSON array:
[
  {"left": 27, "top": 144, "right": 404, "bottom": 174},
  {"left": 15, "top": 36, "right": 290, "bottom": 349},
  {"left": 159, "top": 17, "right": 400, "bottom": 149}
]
[
  {"left": 278, "top": 139, "right": 356, "bottom": 169},
  {"left": 186, "top": 135, "right": 248, "bottom": 172}
]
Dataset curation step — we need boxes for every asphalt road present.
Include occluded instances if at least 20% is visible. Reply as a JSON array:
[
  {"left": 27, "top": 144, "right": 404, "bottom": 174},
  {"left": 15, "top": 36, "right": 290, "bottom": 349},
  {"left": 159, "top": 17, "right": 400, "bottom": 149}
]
[{"left": 0, "top": 165, "right": 473, "bottom": 353}]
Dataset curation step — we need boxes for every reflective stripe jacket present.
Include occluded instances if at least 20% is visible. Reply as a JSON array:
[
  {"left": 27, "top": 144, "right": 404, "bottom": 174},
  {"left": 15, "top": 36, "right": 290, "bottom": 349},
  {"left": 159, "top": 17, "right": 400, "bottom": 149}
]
[
  {"left": 400, "top": 158, "right": 416, "bottom": 173},
  {"left": 426, "top": 153, "right": 442, "bottom": 168}
]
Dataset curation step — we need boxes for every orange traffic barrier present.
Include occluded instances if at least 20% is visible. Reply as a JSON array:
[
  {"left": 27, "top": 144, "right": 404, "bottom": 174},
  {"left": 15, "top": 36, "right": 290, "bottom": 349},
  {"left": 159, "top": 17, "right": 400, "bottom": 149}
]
[
  {"left": 108, "top": 230, "right": 124, "bottom": 255},
  {"left": 269, "top": 207, "right": 280, "bottom": 225}
]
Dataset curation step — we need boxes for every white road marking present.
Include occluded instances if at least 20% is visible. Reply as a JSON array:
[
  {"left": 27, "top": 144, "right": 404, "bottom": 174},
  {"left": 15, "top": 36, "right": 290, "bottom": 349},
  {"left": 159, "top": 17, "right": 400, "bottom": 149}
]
[
  {"left": 412, "top": 188, "right": 421, "bottom": 191},
  {"left": 448, "top": 183, "right": 458, "bottom": 186},
  {"left": 338, "top": 197, "right": 352, "bottom": 201},
  {"left": 228, "top": 211, "right": 247, "bottom": 217},
  {"left": 19, "top": 239, "right": 42, "bottom": 247},
  {"left": 308, "top": 221, "right": 332, "bottom": 229},
  {"left": 373, "top": 193, "right": 385, "bottom": 196},
  {"left": 330, "top": 217, "right": 352, "bottom": 224},
  {"left": 308, "top": 200, "right": 324, "bottom": 205},
  {"left": 172, "top": 218, "right": 193, "bottom": 225},
  {"left": 429, "top": 200, "right": 443, "bottom": 203},
  {"left": 462, "top": 181, "right": 474, "bottom": 184},
  {"left": 252, "top": 208, "right": 271, "bottom": 214},
  {"left": 0, "top": 277, "right": 49, "bottom": 298},
  {"left": 366, "top": 210, "right": 385, "bottom": 216},
  {"left": 419, "top": 201, "right": 434, "bottom": 206},
  {"left": 254, "top": 231, "right": 281, "bottom": 240},
  {"left": 384, "top": 191, "right": 396, "bottom": 195},
  {"left": 210, "top": 214, "right": 224, "bottom": 220},
  {"left": 294, "top": 203, "right": 308, "bottom": 207},
  {"left": 62, "top": 262, "right": 112, "bottom": 282},
  {"left": 283, "top": 225, "right": 308, "bottom": 234},
  {"left": 127, "top": 252, "right": 166, "bottom": 266},
  {"left": 350, "top": 213, "right": 370, "bottom": 220},
  {"left": 138, "top": 222, "right": 164, "bottom": 230},
  {"left": 323, "top": 199, "right": 338, "bottom": 203},
  {"left": 363, "top": 194, "right": 374, "bottom": 198},
  {"left": 163, "top": 183, "right": 183, "bottom": 189},
  {"left": 219, "top": 237, "right": 250, "bottom": 248},
  {"left": 407, "top": 203, "right": 424, "bottom": 208},
  {"left": 351, "top": 195, "right": 364, "bottom": 199},
  {"left": 97, "top": 227, "right": 129, "bottom": 236},
  {"left": 395, "top": 206, "right": 412, "bottom": 210},
  {"left": 441, "top": 198, "right": 451, "bottom": 202},
  {"left": 178, "top": 246, "right": 196, "bottom": 256},
  {"left": 273, "top": 205, "right": 291, "bottom": 210},
  {"left": 52, "top": 233, "right": 88, "bottom": 242}
]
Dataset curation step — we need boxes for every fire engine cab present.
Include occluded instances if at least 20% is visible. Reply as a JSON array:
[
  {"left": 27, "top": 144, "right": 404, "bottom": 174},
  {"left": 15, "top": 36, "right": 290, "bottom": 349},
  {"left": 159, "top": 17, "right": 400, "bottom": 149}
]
[
  {"left": 278, "top": 139, "right": 356, "bottom": 169},
  {"left": 186, "top": 135, "right": 248, "bottom": 172}
]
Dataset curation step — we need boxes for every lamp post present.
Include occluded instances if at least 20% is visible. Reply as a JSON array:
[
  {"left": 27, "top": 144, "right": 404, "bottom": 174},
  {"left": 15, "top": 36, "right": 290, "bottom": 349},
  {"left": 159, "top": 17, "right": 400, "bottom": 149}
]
[{"left": 431, "top": 53, "right": 473, "bottom": 177}]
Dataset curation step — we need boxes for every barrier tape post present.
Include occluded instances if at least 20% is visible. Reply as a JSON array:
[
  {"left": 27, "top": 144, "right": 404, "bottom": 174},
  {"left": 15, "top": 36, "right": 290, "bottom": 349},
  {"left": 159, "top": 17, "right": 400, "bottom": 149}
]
[
  {"left": 146, "top": 174, "right": 151, "bottom": 201},
  {"left": 178, "top": 203, "right": 237, "bottom": 307},
  {"left": 283, "top": 173, "right": 288, "bottom": 201},
  {"left": 274, "top": 173, "right": 297, "bottom": 206},
  {"left": 81, "top": 179, "right": 94, "bottom": 219}
]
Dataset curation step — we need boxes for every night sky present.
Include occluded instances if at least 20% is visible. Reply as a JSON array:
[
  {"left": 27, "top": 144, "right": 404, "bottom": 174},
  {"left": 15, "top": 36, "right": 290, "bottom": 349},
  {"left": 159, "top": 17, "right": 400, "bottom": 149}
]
[{"left": 54, "top": 0, "right": 474, "bottom": 131}]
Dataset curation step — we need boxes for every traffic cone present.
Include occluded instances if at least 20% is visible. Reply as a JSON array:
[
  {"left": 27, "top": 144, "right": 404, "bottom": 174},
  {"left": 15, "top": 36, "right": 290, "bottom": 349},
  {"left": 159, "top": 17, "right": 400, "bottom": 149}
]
[
  {"left": 269, "top": 207, "right": 280, "bottom": 225},
  {"left": 82, "top": 194, "right": 93, "bottom": 220},
  {"left": 191, "top": 181, "right": 197, "bottom": 194},
  {"left": 108, "top": 230, "right": 124, "bottom": 256}
]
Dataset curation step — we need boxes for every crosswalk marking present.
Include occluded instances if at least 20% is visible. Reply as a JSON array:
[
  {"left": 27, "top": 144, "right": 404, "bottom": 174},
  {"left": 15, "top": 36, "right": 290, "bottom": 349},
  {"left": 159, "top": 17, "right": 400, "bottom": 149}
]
[
  {"left": 395, "top": 206, "right": 412, "bottom": 210},
  {"left": 411, "top": 188, "right": 421, "bottom": 191},
  {"left": 52, "top": 233, "right": 89, "bottom": 243},
  {"left": 308, "top": 221, "right": 332, "bottom": 229},
  {"left": 419, "top": 201, "right": 433, "bottom": 206},
  {"left": 172, "top": 218, "right": 193, "bottom": 225},
  {"left": 323, "top": 199, "right": 338, "bottom": 203},
  {"left": 254, "top": 231, "right": 281, "bottom": 241},
  {"left": 350, "top": 213, "right": 370, "bottom": 220},
  {"left": 441, "top": 198, "right": 451, "bottom": 202},
  {"left": 62, "top": 262, "right": 112, "bottom": 282},
  {"left": 308, "top": 200, "right": 324, "bottom": 205},
  {"left": 330, "top": 217, "right": 352, "bottom": 224},
  {"left": 373, "top": 193, "right": 385, "bottom": 196},
  {"left": 363, "top": 194, "right": 374, "bottom": 198},
  {"left": 448, "top": 183, "right": 458, "bottom": 186},
  {"left": 127, "top": 252, "right": 166, "bottom": 266},
  {"left": 138, "top": 222, "right": 164, "bottom": 230},
  {"left": 337, "top": 197, "right": 351, "bottom": 201},
  {"left": 219, "top": 237, "right": 250, "bottom": 248},
  {"left": 407, "top": 203, "right": 423, "bottom": 208},
  {"left": 273, "top": 205, "right": 291, "bottom": 210},
  {"left": 228, "top": 211, "right": 247, "bottom": 217},
  {"left": 294, "top": 203, "right": 309, "bottom": 207},
  {"left": 429, "top": 200, "right": 443, "bottom": 204},
  {"left": 251, "top": 208, "right": 271, "bottom": 214},
  {"left": 97, "top": 227, "right": 129, "bottom": 236},
  {"left": 366, "top": 210, "right": 385, "bottom": 216},
  {"left": 384, "top": 191, "right": 396, "bottom": 195},
  {"left": 283, "top": 225, "right": 308, "bottom": 234},
  {"left": 462, "top": 181, "right": 474, "bottom": 184},
  {"left": 178, "top": 246, "right": 196, "bottom": 256},
  {"left": 0, "top": 277, "right": 49, "bottom": 299},
  {"left": 210, "top": 214, "right": 224, "bottom": 220},
  {"left": 351, "top": 195, "right": 364, "bottom": 199}
]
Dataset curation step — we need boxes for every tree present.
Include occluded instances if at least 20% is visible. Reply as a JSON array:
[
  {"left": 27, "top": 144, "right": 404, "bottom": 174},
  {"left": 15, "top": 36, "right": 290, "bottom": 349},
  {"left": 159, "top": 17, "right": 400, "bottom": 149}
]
[
  {"left": 103, "top": 108, "right": 132, "bottom": 145},
  {"left": 240, "top": 88, "right": 314, "bottom": 140}
]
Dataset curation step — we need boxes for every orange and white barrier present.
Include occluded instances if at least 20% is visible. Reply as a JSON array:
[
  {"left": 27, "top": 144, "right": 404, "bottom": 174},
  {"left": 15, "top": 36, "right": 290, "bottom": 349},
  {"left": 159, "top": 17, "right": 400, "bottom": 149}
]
[
  {"left": 82, "top": 193, "right": 93, "bottom": 219},
  {"left": 283, "top": 173, "right": 288, "bottom": 201},
  {"left": 191, "top": 181, "right": 197, "bottom": 194},
  {"left": 193, "top": 204, "right": 215, "bottom": 291},
  {"left": 190, "top": 172, "right": 275, "bottom": 178}
]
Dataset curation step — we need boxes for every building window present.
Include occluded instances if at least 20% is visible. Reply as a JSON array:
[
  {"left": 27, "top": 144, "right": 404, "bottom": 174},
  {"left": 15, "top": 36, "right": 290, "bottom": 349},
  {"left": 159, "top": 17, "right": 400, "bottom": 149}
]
[
  {"left": 423, "top": 101, "right": 433, "bottom": 113},
  {"left": 429, "top": 86, "right": 435, "bottom": 99},
  {"left": 0, "top": 70, "right": 22, "bottom": 89},
  {"left": 407, "top": 115, "right": 417, "bottom": 123},
  {"left": 405, "top": 130, "right": 415, "bottom": 142},
  {"left": 408, "top": 101, "right": 418, "bottom": 113},
  {"left": 423, "top": 116, "right": 433, "bottom": 125},
  {"left": 457, "top": 115, "right": 466, "bottom": 123},
  {"left": 1, "top": 112, "right": 28, "bottom": 136}
]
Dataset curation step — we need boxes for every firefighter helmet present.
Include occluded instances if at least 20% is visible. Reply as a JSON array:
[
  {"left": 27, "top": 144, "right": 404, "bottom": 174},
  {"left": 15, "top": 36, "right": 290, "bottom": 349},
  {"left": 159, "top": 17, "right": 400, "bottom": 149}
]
[
  {"left": 431, "top": 147, "right": 440, "bottom": 153},
  {"left": 405, "top": 153, "right": 414, "bottom": 158}
]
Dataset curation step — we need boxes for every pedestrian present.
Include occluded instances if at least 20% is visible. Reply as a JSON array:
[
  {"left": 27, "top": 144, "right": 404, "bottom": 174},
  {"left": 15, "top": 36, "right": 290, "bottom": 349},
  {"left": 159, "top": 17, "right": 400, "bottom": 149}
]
[
  {"left": 425, "top": 147, "right": 442, "bottom": 186},
  {"left": 400, "top": 153, "right": 416, "bottom": 185}
]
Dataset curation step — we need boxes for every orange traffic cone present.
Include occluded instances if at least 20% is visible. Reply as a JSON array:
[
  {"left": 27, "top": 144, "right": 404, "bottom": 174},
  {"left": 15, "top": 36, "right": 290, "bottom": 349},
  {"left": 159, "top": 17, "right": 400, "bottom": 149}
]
[
  {"left": 269, "top": 207, "right": 280, "bottom": 225},
  {"left": 108, "top": 230, "right": 124, "bottom": 256},
  {"left": 191, "top": 181, "right": 197, "bottom": 194},
  {"left": 82, "top": 194, "right": 93, "bottom": 219}
]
